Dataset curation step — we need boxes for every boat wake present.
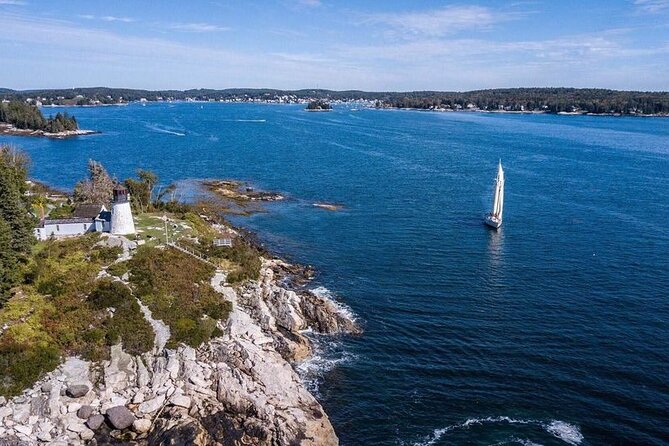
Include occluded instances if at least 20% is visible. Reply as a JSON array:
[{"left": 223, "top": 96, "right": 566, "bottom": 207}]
[
  {"left": 145, "top": 123, "right": 186, "bottom": 136},
  {"left": 414, "top": 417, "right": 583, "bottom": 446},
  {"left": 222, "top": 119, "right": 267, "bottom": 123}
]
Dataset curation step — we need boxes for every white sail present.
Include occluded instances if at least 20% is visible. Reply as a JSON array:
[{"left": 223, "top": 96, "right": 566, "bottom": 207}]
[
  {"left": 485, "top": 160, "right": 504, "bottom": 229},
  {"left": 495, "top": 161, "right": 504, "bottom": 219}
]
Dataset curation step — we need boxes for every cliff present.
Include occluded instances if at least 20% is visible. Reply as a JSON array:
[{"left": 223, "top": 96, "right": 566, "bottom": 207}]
[{"left": 0, "top": 240, "right": 359, "bottom": 445}]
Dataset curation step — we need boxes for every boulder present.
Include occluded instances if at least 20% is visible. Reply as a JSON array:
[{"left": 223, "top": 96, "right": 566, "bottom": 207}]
[
  {"left": 77, "top": 405, "right": 93, "bottom": 419},
  {"left": 106, "top": 406, "right": 135, "bottom": 430},
  {"left": 80, "top": 428, "right": 95, "bottom": 441},
  {"left": 139, "top": 395, "right": 165, "bottom": 414},
  {"left": 14, "top": 424, "right": 33, "bottom": 436},
  {"left": 170, "top": 395, "right": 191, "bottom": 409},
  {"left": 133, "top": 418, "right": 152, "bottom": 433},
  {"left": 86, "top": 414, "right": 105, "bottom": 431},
  {"left": 40, "top": 383, "right": 52, "bottom": 393},
  {"left": 36, "top": 431, "right": 52, "bottom": 442},
  {"left": 66, "top": 384, "right": 89, "bottom": 398}
]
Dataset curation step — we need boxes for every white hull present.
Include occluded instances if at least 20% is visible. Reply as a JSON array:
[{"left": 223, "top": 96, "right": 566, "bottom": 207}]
[{"left": 485, "top": 215, "right": 502, "bottom": 229}]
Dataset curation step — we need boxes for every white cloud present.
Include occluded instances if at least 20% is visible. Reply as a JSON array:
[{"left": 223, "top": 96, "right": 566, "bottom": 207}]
[
  {"left": 79, "top": 14, "right": 135, "bottom": 23},
  {"left": 634, "top": 0, "right": 669, "bottom": 13},
  {"left": 363, "top": 5, "right": 517, "bottom": 37},
  {"left": 169, "top": 22, "right": 230, "bottom": 32},
  {"left": 0, "top": 0, "right": 26, "bottom": 5}
]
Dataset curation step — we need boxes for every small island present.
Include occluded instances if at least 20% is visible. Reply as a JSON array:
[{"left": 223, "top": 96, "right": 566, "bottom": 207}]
[
  {"left": 305, "top": 100, "right": 332, "bottom": 111},
  {"left": 0, "top": 101, "right": 98, "bottom": 138}
]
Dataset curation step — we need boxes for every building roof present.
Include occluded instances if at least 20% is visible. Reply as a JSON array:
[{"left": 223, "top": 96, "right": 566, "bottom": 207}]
[
  {"left": 39, "top": 217, "right": 93, "bottom": 227},
  {"left": 73, "top": 204, "right": 106, "bottom": 219},
  {"left": 97, "top": 211, "right": 112, "bottom": 222}
]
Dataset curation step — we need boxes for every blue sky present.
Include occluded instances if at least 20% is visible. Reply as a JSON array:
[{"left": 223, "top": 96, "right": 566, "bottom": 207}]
[{"left": 0, "top": 0, "right": 668, "bottom": 91}]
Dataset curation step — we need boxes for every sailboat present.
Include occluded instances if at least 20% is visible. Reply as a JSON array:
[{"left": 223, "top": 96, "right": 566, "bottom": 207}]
[{"left": 485, "top": 160, "right": 505, "bottom": 229}]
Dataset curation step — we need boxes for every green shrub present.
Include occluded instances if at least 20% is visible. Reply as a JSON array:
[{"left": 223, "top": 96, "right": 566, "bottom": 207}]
[
  {"left": 47, "top": 204, "right": 74, "bottom": 219},
  {"left": 107, "top": 260, "right": 129, "bottom": 278},
  {"left": 0, "top": 336, "right": 60, "bottom": 397},
  {"left": 128, "top": 246, "right": 231, "bottom": 347},
  {"left": 91, "top": 246, "right": 122, "bottom": 265}
]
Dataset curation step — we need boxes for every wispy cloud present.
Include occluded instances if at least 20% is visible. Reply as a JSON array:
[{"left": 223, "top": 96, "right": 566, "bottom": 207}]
[
  {"left": 0, "top": 0, "right": 27, "bottom": 4},
  {"left": 169, "top": 22, "right": 230, "bottom": 32},
  {"left": 79, "top": 14, "right": 135, "bottom": 23},
  {"left": 363, "top": 5, "right": 519, "bottom": 37},
  {"left": 634, "top": 0, "right": 669, "bottom": 13},
  {"left": 298, "top": 0, "right": 321, "bottom": 7}
]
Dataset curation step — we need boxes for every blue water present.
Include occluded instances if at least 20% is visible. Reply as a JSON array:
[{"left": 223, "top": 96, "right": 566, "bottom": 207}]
[{"left": 3, "top": 103, "right": 668, "bottom": 445}]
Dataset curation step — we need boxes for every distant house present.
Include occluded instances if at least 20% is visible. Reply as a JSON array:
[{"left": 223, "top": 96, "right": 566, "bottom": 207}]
[
  {"left": 213, "top": 229, "right": 236, "bottom": 248},
  {"left": 34, "top": 204, "right": 110, "bottom": 240}
]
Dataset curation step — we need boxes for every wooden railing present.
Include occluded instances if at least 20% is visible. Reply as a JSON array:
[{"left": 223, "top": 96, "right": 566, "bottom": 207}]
[{"left": 167, "top": 241, "right": 217, "bottom": 268}]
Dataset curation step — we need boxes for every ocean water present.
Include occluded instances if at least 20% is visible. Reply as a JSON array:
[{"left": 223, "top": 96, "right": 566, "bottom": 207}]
[{"left": 3, "top": 103, "right": 668, "bottom": 445}]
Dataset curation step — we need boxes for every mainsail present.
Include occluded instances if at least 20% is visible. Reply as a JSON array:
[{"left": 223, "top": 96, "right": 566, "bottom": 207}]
[{"left": 491, "top": 160, "right": 505, "bottom": 219}]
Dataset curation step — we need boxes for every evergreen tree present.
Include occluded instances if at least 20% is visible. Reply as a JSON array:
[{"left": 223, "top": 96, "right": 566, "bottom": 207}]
[{"left": 0, "top": 146, "right": 34, "bottom": 305}]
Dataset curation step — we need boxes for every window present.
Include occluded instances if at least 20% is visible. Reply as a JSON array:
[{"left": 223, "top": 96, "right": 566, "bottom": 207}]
[
  {"left": 83, "top": 224, "right": 87, "bottom": 230},
  {"left": 56, "top": 225, "right": 60, "bottom": 231}
]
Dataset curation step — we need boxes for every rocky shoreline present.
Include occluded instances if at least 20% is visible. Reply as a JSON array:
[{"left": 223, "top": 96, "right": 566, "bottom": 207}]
[
  {"left": 0, "top": 237, "right": 360, "bottom": 445},
  {"left": 0, "top": 123, "right": 99, "bottom": 139}
]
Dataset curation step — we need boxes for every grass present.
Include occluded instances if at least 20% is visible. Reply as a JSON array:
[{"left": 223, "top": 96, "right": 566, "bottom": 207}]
[
  {"left": 132, "top": 212, "right": 195, "bottom": 247},
  {"left": 128, "top": 245, "right": 232, "bottom": 348}
]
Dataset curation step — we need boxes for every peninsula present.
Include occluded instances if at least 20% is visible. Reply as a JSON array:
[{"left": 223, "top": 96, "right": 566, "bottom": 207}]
[
  {"left": 0, "top": 101, "right": 97, "bottom": 138},
  {"left": 0, "top": 148, "right": 360, "bottom": 445}
]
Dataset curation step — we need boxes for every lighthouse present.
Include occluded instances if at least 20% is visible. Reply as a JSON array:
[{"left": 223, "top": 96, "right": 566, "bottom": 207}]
[{"left": 111, "top": 185, "right": 136, "bottom": 235}]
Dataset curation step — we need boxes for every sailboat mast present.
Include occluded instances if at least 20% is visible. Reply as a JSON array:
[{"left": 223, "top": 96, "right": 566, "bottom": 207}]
[{"left": 496, "top": 161, "right": 504, "bottom": 219}]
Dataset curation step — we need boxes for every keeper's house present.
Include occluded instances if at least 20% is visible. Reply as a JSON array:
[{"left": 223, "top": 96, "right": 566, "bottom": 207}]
[{"left": 34, "top": 204, "right": 111, "bottom": 241}]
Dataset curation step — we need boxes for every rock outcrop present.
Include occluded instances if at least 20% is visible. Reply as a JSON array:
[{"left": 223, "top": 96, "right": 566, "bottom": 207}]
[{"left": 0, "top": 259, "right": 359, "bottom": 445}]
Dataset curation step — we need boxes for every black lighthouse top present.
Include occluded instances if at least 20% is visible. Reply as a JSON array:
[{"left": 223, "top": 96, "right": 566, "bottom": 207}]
[{"left": 112, "top": 185, "right": 129, "bottom": 204}]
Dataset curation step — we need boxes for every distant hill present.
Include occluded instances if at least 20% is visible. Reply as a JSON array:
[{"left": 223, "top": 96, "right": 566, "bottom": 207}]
[{"left": 1, "top": 87, "right": 668, "bottom": 115}]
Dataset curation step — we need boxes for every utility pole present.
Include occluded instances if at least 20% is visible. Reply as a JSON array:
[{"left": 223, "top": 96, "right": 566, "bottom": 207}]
[{"left": 164, "top": 215, "right": 169, "bottom": 245}]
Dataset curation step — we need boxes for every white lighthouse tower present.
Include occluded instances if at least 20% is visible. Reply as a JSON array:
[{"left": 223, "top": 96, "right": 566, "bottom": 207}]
[{"left": 111, "top": 185, "right": 136, "bottom": 235}]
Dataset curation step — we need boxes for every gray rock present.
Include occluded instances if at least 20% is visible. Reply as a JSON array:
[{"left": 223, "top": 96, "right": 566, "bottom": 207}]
[
  {"left": 133, "top": 418, "right": 151, "bottom": 433},
  {"left": 14, "top": 424, "right": 33, "bottom": 436},
  {"left": 0, "top": 406, "right": 12, "bottom": 420},
  {"left": 40, "top": 383, "right": 52, "bottom": 393},
  {"left": 77, "top": 405, "right": 93, "bottom": 419},
  {"left": 66, "top": 384, "right": 89, "bottom": 398},
  {"left": 170, "top": 395, "right": 191, "bottom": 409},
  {"left": 86, "top": 414, "right": 105, "bottom": 430},
  {"left": 139, "top": 394, "right": 165, "bottom": 414},
  {"left": 80, "top": 427, "right": 95, "bottom": 441},
  {"left": 0, "top": 396, "right": 6, "bottom": 405},
  {"left": 106, "top": 406, "right": 135, "bottom": 430},
  {"left": 36, "top": 431, "right": 52, "bottom": 442}
]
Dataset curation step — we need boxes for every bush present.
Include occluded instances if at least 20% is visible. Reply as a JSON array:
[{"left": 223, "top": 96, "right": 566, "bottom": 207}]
[
  {"left": 128, "top": 246, "right": 231, "bottom": 347},
  {"left": 91, "top": 246, "right": 123, "bottom": 266},
  {"left": 107, "top": 260, "right": 129, "bottom": 278},
  {"left": 0, "top": 337, "right": 60, "bottom": 397}
]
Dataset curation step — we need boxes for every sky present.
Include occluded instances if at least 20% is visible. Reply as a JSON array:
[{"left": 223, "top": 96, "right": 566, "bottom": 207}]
[{"left": 0, "top": 0, "right": 668, "bottom": 91}]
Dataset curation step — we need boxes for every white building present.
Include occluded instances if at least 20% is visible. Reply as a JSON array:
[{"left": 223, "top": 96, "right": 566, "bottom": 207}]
[{"left": 34, "top": 186, "right": 136, "bottom": 240}]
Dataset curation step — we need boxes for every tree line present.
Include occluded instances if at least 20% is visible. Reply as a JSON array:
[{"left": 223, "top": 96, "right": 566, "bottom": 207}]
[
  {"left": 376, "top": 88, "right": 669, "bottom": 115},
  {"left": 0, "top": 101, "right": 78, "bottom": 132},
  {"left": 1, "top": 87, "right": 668, "bottom": 115}
]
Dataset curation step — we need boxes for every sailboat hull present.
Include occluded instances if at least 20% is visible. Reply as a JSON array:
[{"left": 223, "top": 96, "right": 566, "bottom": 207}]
[{"left": 484, "top": 215, "right": 502, "bottom": 229}]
